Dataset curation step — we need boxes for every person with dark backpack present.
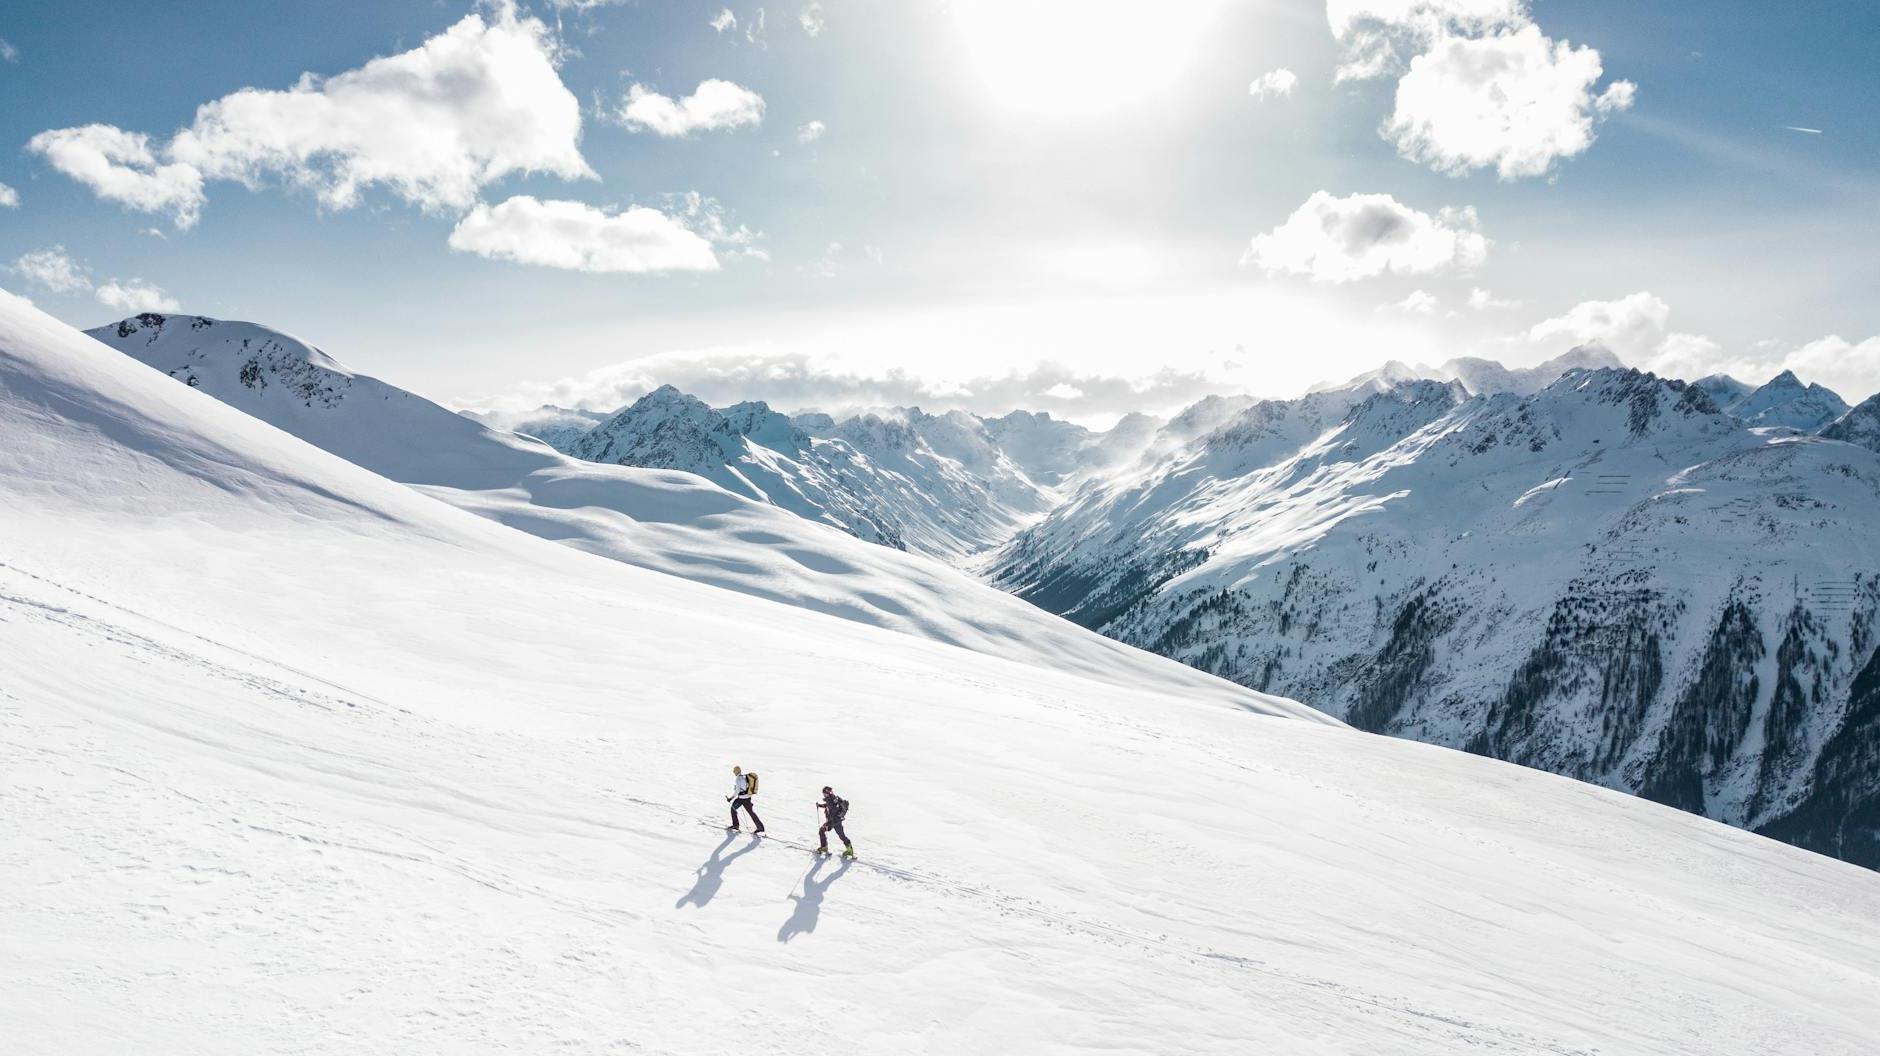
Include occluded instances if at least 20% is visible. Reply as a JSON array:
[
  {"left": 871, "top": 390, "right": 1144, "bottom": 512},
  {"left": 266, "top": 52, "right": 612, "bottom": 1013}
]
[
  {"left": 727, "top": 764, "right": 764, "bottom": 834},
  {"left": 815, "top": 785, "right": 854, "bottom": 858}
]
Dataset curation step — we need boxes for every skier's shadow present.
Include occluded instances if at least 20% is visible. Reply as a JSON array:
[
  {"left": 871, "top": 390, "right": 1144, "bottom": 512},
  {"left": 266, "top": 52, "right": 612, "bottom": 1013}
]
[
  {"left": 676, "top": 830, "right": 761, "bottom": 909},
  {"left": 777, "top": 854, "right": 853, "bottom": 943}
]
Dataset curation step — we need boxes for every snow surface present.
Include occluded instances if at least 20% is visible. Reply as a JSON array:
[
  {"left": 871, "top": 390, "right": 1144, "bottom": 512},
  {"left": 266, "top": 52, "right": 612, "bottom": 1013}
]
[
  {"left": 8, "top": 297, "right": 1880, "bottom": 1052},
  {"left": 82, "top": 312, "right": 1283, "bottom": 706}
]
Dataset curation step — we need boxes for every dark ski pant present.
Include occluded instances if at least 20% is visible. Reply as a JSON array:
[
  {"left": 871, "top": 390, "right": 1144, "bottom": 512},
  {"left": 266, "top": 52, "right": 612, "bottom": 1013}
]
[
  {"left": 730, "top": 797, "right": 764, "bottom": 831},
  {"left": 818, "top": 819, "right": 850, "bottom": 850}
]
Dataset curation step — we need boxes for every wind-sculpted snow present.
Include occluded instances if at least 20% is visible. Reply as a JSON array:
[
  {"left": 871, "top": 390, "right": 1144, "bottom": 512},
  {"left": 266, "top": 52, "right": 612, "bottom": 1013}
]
[
  {"left": 992, "top": 366, "right": 1880, "bottom": 870},
  {"left": 8, "top": 292, "right": 1880, "bottom": 1054},
  {"left": 82, "top": 312, "right": 1302, "bottom": 706}
]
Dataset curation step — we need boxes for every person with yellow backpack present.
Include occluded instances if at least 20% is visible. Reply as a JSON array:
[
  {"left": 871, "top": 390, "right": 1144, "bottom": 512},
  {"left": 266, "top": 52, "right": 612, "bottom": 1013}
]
[{"left": 726, "top": 764, "right": 765, "bottom": 834}]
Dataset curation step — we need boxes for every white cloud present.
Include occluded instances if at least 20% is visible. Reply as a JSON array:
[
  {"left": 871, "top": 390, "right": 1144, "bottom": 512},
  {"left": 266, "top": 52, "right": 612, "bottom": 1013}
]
[
  {"left": 447, "top": 196, "right": 719, "bottom": 274},
  {"left": 0, "top": 182, "right": 18, "bottom": 208},
  {"left": 800, "top": 3, "right": 826, "bottom": 36},
  {"left": 1467, "top": 286, "right": 1519, "bottom": 310},
  {"left": 10, "top": 246, "right": 91, "bottom": 294},
  {"left": 1777, "top": 336, "right": 1880, "bottom": 402},
  {"left": 1387, "top": 25, "right": 1635, "bottom": 179},
  {"left": 1249, "top": 68, "right": 1299, "bottom": 100},
  {"left": 801, "top": 242, "right": 846, "bottom": 278},
  {"left": 467, "top": 346, "right": 1252, "bottom": 426},
  {"left": 746, "top": 7, "right": 768, "bottom": 45},
  {"left": 1388, "top": 289, "right": 1440, "bottom": 315},
  {"left": 617, "top": 79, "right": 765, "bottom": 137},
  {"left": 1329, "top": 0, "right": 1633, "bottom": 179},
  {"left": 10, "top": 245, "right": 181, "bottom": 313},
  {"left": 95, "top": 279, "right": 180, "bottom": 314},
  {"left": 1521, "top": 292, "right": 1880, "bottom": 399},
  {"left": 1527, "top": 291, "right": 1670, "bottom": 359},
  {"left": 710, "top": 9, "right": 737, "bottom": 33},
  {"left": 29, "top": 7, "right": 590, "bottom": 227},
  {"left": 1243, "top": 190, "right": 1488, "bottom": 283},
  {"left": 1642, "top": 330, "right": 1880, "bottom": 404},
  {"left": 26, "top": 125, "right": 207, "bottom": 228},
  {"left": 1327, "top": 0, "right": 1526, "bottom": 81},
  {"left": 0, "top": 37, "right": 17, "bottom": 63},
  {"left": 796, "top": 119, "right": 827, "bottom": 144}
]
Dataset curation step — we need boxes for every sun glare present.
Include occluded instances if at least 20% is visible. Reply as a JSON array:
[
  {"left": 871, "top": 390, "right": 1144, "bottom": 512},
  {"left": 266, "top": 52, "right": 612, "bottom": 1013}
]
[{"left": 949, "top": 0, "right": 1227, "bottom": 118}]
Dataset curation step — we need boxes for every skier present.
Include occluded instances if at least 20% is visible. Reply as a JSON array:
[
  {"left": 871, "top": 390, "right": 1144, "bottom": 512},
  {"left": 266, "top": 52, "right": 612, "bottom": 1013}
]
[
  {"left": 727, "top": 764, "right": 764, "bottom": 834},
  {"left": 815, "top": 785, "right": 854, "bottom": 858}
]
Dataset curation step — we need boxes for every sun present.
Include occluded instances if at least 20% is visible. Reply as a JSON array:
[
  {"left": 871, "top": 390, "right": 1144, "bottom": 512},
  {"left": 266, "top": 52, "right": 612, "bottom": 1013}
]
[{"left": 948, "top": 0, "right": 1228, "bottom": 119}]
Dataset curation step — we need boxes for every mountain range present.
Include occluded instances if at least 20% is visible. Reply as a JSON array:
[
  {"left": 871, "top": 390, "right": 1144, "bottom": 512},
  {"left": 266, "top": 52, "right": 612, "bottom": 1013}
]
[
  {"left": 79, "top": 311, "right": 1880, "bottom": 874},
  {"left": 8, "top": 292, "right": 1880, "bottom": 1056}
]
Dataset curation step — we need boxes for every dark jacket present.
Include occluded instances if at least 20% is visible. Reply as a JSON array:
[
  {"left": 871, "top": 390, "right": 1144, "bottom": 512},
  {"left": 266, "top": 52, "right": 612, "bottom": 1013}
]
[{"left": 819, "top": 792, "right": 849, "bottom": 823}]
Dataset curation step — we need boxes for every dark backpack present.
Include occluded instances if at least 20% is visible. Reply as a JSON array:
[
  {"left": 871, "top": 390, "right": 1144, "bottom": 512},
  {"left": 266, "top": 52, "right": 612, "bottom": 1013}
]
[{"left": 829, "top": 795, "right": 849, "bottom": 822}]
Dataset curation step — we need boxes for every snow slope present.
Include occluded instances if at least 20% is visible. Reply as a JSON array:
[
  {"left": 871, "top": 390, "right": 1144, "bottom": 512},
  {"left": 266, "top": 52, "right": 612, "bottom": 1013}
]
[
  {"left": 83, "top": 312, "right": 1276, "bottom": 702},
  {"left": 9, "top": 293, "right": 1880, "bottom": 1055},
  {"left": 991, "top": 368, "right": 1880, "bottom": 868}
]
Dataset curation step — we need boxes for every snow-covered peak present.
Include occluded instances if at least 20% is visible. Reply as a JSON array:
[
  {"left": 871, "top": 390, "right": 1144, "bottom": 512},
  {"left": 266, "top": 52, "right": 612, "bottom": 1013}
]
[
  {"left": 1162, "top": 393, "right": 1258, "bottom": 443},
  {"left": 459, "top": 404, "right": 607, "bottom": 453},
  {"left": 1535, "top": 366, "right": 1726, "bottom": 438},
  {"left": 1311, "top": 346, "right": 1627, "bottom": 398},
  {"left": 835, "top": 411, "right": 922, "bottom": 454},
  {"left": 1693, "top": 373, "right": 1755, "bottom": 407},
  {"left": 981, "top": 409, "right": 1095, "bottom": 485},
  {"left": 92, "top": 312, "right": 353, "bottom": 394},
  {"left": 790, "top": 410, "right": 838, "bottom": 435},
  {"left": 1726, "top": 370, "right": 1849, "bottom": 430},
  {"left": 718, "top": 399, "right": 811, "bottom": 451},
  {"left": 1821, "top": 393, "right": 1880, "bottom": 453},
  {"left": 573, "top": 386, "right": 733, "bottom": 476},
  {"left": 1338, "top": 378, "right": 1470, "bottom": 443}
]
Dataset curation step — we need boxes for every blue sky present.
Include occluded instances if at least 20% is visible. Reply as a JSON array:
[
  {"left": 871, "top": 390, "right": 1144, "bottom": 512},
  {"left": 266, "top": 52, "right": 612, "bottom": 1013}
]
[{"left": 2, "top": 0, "right": 1876, "bottom": 422}]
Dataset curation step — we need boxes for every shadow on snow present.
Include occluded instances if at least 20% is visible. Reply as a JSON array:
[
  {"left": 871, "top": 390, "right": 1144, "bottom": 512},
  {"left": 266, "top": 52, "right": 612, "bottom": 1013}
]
[
  {"left": 675, "top": 829, "right": 762, "bottom": 910},
  {"left": 778, "top": 854, "right": 853, "bottom": 943}
]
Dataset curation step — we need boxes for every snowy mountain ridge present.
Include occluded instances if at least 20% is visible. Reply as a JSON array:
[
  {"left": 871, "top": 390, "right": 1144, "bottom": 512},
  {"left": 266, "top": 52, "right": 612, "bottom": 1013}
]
[
  {"left": 83, "top": 311, "right": 1299, "bottom": 702},
  {"left": 988, "top": 365, "right": 1880, "bottom": 869},
  {"left": 9, "top": 289, "right": 1880, "bottom": 1056},
  {"left": 566, "top": 386, "right": 1125, "bottom": 561},
  {"left": 1308, "top": 344, "right": 1627, "bottom": 397},
  {"left": 1722, "top": 368, "right": 1851, "bottom": 430},
  {"left": 86, "top": 311, "right": 1880, "bottom": 870}
]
